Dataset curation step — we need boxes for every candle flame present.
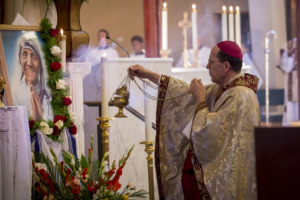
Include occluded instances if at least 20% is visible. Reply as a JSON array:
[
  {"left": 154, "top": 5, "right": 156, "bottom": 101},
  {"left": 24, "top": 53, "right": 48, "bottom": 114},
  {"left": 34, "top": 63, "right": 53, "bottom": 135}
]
[
  {"left": 222, "top": 5, "right": 227, "bottom": 13},
  {"left": 163, "top": 2, "right": 167, "bottom": 9},
  {"left": 60, "top": 28, "right": 64, "bottom": 35},
  {"left": 229, "top": 6, "right": 233, "bottom": 13},
  {"left": 236, "top": 6, "right": 240, "bottom": 14},
  {"left": 192, "top": 4, "right": 196, "bottom": 11}
]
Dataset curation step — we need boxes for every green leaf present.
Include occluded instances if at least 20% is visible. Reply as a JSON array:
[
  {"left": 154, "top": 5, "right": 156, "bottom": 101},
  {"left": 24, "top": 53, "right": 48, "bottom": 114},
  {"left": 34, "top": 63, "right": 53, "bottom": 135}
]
[{"left": 80, "top": 154, "right": 89, "bottom": 169}]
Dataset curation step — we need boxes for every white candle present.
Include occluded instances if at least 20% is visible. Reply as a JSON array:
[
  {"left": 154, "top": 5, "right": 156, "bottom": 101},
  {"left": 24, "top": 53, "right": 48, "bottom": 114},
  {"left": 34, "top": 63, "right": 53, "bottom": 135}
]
[
  {"left": 235, "top": 6, "right": 241, "bottom": 46},
  {"left": 101, "top": 56, "right": 109, "bottom": 117},
  {"left": 143, "top": 81, "right": 151, "bottom": 141},
  {"left": 191, "top": 4, "right": 198, "bottom": 50},
  {"left": 222, "top": 6, "right": 228, "bottom": 41},
  {"left": 228, "top": 6, "right": 234, "bottom": 41},
  {"left": 59, "top": 29, "right": 66, "bottom": 73},
  {"left": 162, "top": 2, "right": 168, "bottom": 50}
]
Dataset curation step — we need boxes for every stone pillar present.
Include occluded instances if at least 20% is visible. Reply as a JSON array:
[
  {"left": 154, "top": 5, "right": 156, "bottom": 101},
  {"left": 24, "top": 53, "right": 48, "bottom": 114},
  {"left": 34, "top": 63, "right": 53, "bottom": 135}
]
[{"left": 68, "top": 62, "right": 91, "bottom": 157}]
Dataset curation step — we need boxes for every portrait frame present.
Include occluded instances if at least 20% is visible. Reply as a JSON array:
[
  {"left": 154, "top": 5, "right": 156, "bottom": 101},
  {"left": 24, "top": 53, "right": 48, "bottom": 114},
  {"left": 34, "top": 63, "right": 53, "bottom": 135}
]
[{"left": 0, "top": 25, "right": 53, "bottom": 120}]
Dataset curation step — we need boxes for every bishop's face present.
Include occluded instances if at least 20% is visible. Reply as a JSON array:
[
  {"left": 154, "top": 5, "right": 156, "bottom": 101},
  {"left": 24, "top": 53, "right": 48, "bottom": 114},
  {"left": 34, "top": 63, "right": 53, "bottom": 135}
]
[
  {"left": 20, "top": 48, "right": 40, "bottom": 85},
  {"left": 206, "top": 46, "right": 227, "bottom": 85}
]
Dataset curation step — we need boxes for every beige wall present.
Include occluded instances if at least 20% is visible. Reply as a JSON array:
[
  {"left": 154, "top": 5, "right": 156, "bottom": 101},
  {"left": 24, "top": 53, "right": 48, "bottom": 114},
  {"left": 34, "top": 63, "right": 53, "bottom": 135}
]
[{"left": 81, "top": 0, "right": 144, "bottom": 57}]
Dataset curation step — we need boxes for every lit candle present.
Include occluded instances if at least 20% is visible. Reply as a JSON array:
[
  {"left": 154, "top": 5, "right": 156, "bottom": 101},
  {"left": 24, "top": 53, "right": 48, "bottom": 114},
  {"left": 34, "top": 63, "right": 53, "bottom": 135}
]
[
  {"left": 162, "top": 2, "right": 168, "bottom": 50},
  {"left": 222, "top": 5, "right": 228, "bottom": 41},
  {"left": 143, "top": 81, "right": 151, "bottom": 141},
  {"left": 59, "top": 29, "right": 66, "bottom": 73},
  {"left": 101, "top": 55, "right": 109, "bottom": 117},
  {"left": 191, "top": 4, "right": 198, "bottom": 50},
  {"left": 228, "top": 6, "right": 234, "bottom": 41},
  {"left": 235, "top": 6, "right": 241, "bottom": 46}
]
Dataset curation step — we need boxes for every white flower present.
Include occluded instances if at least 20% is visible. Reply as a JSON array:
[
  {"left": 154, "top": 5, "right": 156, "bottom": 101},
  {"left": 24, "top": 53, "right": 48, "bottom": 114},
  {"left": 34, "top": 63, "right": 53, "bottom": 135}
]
[
  {"left": 35, "top": 163, "right": 48, "bottom": 171},
  {"left": 55, "top": 120, "right": 64, "bottom": 130},
  {"left": 56, "top": 79, "right": 67, "bottom": 90},
  {"left": 39, "top": 121, "right": 53, "bottom": 135},
  {"left": 69, "top": 111, "right": 76, "bottom": 122},
  {"left": 74, "top": 178, "right": 80, "bottom": 185},
  {"left": 70, "top": 157, "right": 75, "bottom": 166},
  {"left": 50, "top": 45, "right": 61, "bottom": 56}
]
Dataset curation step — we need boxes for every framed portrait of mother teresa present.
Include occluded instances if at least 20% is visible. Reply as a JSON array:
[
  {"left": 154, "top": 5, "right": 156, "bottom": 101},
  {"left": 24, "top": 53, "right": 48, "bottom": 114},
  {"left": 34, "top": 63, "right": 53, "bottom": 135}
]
[{"left": 0, "top": 25, "right": 53, "bottom": 121}]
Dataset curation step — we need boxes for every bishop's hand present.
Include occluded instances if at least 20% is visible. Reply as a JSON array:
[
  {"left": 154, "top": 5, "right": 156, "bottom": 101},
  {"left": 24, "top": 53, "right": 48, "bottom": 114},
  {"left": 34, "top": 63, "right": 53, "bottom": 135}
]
[
  {"left": 128, "top": 64, "right": 160, "bottom": 84},
  {"left": 190, "top": 78, "right": 206, "bottom": 104}
]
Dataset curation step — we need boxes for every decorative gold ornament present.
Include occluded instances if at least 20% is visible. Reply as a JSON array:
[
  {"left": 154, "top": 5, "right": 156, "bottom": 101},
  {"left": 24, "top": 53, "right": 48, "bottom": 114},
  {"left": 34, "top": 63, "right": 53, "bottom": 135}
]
[
  {"left": 0, "top": 74, "right": 5, "bottom": 107},
  {"left": 96, "top": 117, "right": 112, "bottom": 162},
  {"left": 140, "top": 141, "right": 155, "bottom": 200},
  {"left": 110, "top": 84, "right": 130, "bottom": 118}
]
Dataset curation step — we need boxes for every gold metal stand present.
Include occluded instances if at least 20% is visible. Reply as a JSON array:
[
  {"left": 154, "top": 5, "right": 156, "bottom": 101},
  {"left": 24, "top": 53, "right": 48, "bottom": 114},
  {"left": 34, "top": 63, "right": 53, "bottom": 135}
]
[
  {"left": 97, "top": 117, "right": 112, "bottom": 162},
  {"left": 140, "top": 141, "right": 155, "bottom": 200},
  {"left": 160, "top": 49, "right": 171, "bottom": 58},
  {"left": 191, "top": 49, "right": 200, "bottom": 67}
]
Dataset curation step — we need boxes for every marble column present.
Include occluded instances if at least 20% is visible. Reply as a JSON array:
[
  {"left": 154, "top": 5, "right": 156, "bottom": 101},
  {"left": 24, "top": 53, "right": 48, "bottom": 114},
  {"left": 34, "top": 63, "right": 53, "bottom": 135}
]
[{"left": 68, "top": 62, "right": 91, "bottom": 157}]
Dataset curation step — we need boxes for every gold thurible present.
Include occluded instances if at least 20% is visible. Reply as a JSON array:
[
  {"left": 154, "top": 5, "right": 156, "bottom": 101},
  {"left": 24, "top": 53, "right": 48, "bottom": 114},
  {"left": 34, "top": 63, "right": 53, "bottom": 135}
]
[
  {"left": 140, "top": 141, "right": 155, "bottom": 200},
  {"left": 110, "top": 84, "right": 129, "bottom": 118}
]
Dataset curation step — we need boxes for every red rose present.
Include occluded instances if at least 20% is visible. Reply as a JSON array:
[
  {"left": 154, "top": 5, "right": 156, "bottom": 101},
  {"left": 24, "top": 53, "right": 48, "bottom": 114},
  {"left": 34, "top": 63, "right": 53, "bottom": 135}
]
[
  {"left": 69, "top": 123, "right": 77, "bottom": 135},
  {"left": 29, "top": 120, "right": 35, "bottom": 129},
  {"left": 50, "top": 28, "right": 58, "bottom": 37},
  {"left": 54, "top": 115, "right": 66, "bottom": 123},
  {"left": 53, "top": 125, "right": 61, "bottom": 136},
  {"left": 62, "top": 97, "right": 72, "bottom": 106},
  {"left": 50, "top": 62, "right": 62, "bottom": 71}
]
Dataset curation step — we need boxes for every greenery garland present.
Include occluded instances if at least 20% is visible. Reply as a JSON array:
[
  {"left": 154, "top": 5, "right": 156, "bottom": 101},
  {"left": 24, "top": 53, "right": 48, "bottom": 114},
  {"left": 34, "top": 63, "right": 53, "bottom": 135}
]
[{"left": 29, "top": 18, "right": 77, "bottom": 141}]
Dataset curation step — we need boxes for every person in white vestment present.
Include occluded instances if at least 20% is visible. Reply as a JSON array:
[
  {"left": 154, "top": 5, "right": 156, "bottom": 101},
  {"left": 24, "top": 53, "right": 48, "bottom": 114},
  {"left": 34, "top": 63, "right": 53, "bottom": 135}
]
[
  {"left": 11, "top": 33, "right": 52, "bottom": 121},
  {"left": 278, "top": 38, "right": 299, "bottom": 125},
  {"left": 241, "top": 44, "right": 263, "bottom": 89},
  {"left": 176, "top": 35, "right": 211, "bottom": 68},
  {"left": 129, "top": 41, "right": 259, "bottom": 199},
  {"left": 130, "top": 35, "right": 145, "bottom": 58}
]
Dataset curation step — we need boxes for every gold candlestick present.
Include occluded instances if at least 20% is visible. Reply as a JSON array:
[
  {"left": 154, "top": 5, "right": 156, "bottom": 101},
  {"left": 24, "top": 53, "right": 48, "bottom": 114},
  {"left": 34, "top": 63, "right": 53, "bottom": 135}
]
[
  {"left": 97, "top": 117, "right": 112, "bottom": 162},
  {"left": 160, "top": 48, "right": 171, "bottom": 58},
  {"left": 140, "top": 141, "right": 155, "bottom": 200},
  {"left": 0, "top": 74, "right": 5, "bottom": 107}
]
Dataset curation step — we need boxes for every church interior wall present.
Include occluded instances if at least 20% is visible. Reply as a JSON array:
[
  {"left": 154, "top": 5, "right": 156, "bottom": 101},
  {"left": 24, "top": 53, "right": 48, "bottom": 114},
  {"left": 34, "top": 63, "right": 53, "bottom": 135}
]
[
  {"left": 2, "top": 0, "right": 287, "bottom": 89},
  {"left": 249, "top": 0, "right": 286, "bottom": 89},
  {"left": 168, "top": 0, "right": 249, "bottom": 66},
  {"left": 81, "top": 0, "right": 144, "bottom": 58}
]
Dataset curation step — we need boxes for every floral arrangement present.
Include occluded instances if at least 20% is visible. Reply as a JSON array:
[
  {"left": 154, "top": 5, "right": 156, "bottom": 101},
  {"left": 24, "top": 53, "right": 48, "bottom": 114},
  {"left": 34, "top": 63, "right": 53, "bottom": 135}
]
[
  {"left": 32, "top": 138, "right": 148, "bottom": 199},
  {"left": 29, "top": 18, "right": 77, "bottom": 141}
]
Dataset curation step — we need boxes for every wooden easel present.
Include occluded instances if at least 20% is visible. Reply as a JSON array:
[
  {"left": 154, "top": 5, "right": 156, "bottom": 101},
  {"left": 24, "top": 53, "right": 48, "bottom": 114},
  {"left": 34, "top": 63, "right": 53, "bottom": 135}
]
[{"left": 0, "top": 32, "right": 13, "bottom": 105}]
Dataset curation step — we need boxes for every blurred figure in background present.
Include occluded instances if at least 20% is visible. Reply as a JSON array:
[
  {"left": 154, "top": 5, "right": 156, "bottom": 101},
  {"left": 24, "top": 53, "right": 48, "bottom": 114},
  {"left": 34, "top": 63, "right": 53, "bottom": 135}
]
[
  {"left": 176, "top": 35, "right": 210, "bottom": 68},
  {"left": 130, "top": 35, "right": 145, "bottom": 58},
  {"left": 241, "top": 44, "right": 263, "bottom": 89},
  {"left": 278, "top": 38, "right": 299, "bottom": 125}
]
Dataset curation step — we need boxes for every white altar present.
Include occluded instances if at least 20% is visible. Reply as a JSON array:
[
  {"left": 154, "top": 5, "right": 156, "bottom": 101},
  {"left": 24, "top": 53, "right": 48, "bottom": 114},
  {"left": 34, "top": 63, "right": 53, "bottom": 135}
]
[{"left": 0, "top": 106, "right": 32, "bottom": 200}]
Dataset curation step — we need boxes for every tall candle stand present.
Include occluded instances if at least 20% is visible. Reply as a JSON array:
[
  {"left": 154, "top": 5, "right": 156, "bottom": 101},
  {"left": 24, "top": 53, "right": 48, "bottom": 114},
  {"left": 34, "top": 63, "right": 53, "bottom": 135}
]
[
  {"left": 97, "top": 117, "right": 112, "bottom": 162},
  {"left": 140, "top": 141, "right": 155, "bottom": 200}
]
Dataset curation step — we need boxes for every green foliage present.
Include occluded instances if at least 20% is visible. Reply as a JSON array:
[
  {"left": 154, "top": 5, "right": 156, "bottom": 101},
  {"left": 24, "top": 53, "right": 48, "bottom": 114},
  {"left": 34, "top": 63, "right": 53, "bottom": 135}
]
[
  {"left": 32, "top": 140, "right": 148, "bottom": 199},
  {"left": 30, "top": 18, "right": 74, "bottom": 141}
]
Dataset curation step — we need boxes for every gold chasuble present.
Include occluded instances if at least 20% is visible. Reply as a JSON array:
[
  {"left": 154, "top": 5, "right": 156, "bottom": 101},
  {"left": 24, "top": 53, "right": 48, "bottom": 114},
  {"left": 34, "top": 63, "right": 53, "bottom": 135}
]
[{"left": 155, "top": 74, "right": 260, "bottom": 200}]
